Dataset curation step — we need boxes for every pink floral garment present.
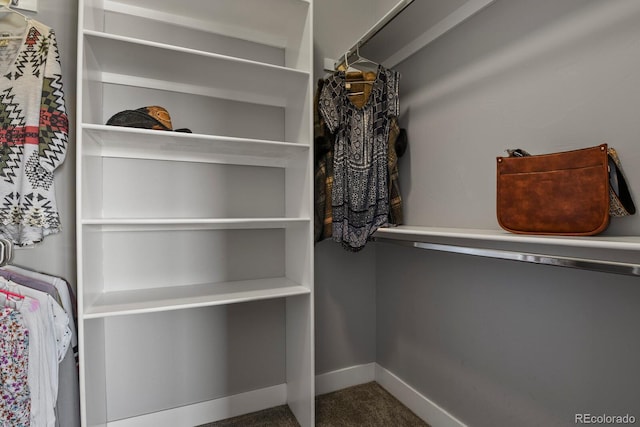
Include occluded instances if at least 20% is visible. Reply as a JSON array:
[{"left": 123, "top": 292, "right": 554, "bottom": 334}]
[{"left": 0, "top": 306, "right": 30, "bottom": 426}]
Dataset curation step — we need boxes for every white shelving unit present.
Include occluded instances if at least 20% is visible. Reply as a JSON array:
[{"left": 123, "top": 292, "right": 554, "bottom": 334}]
[{"left": 76, "top": 0, "right": 314, "bottom": 426}]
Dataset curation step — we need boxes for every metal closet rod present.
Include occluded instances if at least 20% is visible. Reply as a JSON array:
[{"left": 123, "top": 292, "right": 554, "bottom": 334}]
[
  {"left": 374, "top": 238, "right": 640, "bottom": 277},
  {"left": 335, "top": 0, "right": 415, "bottom": 70}
]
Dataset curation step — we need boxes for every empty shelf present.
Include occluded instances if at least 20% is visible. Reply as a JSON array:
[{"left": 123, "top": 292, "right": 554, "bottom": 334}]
[{"left": 83, "top": 277, "right": 310, "bottom": 318}]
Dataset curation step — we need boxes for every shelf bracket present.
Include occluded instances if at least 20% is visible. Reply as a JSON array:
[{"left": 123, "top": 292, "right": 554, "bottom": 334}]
[{"left": 374, "top": 238, "right": 640, "bottom": 277}]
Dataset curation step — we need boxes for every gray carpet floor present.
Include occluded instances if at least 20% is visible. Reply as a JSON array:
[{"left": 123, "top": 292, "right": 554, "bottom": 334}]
[{"left": 199, "top": 382, "right": 429, "bottom": 427}]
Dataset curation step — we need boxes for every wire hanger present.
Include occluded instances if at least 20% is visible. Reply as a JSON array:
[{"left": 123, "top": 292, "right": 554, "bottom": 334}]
[
  {"left": 340, "top": 45, "right": 379, "bottom": 89},
  {"left": 337, "top": 44, "right": 379, "bottom": 74},
  {"left": 339, "top": 45, "right": 379, "bottom": 99},
  {"left": 350, "top": 45, "right": 379, "bottom": 72}
]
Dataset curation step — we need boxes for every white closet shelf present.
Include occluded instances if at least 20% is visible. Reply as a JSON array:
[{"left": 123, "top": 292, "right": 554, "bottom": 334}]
[
  {"left": 82, "top": 277, "right": 310, "bottom": 319},
  {"left": 374, "top": 226, "right": 640, "bottom": 276},
  {"left": 374, "top": 226, "right": 640, "bottom": 251},
  {"left": 81, "top": 218, "right": 310, "bottom": 231},
  {"left": 83, "top": 31, "right": 309, "bottom": 107},
  {"left": 102, "top": 0, "right": 310, "bottom": 49},
  {"left": 82, "top": 124, "right": 309, "bottom": 167}
]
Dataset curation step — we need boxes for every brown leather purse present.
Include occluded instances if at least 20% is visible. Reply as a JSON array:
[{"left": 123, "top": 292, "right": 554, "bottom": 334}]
[{"left": 496, "top": 144, "right": 635, "bottom": 236}]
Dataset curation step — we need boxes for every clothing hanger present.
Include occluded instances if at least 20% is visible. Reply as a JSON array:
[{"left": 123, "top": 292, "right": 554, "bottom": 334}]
[
  {"left": 0, "top": 3, "right": 29, "bottom": 21},
  {"left": 0, "top": 276, "right": 43, "bottom": 314},
  {"left": 340, "top": 45, "right": 379, "bottom": 78},
  {"left": 0, "top": 276, "right": 42, "bottom": 312},
  {"left": 0, "top": 287, "right": 25, "bottom": 300},
  {"left": 349, "top": 45, "right": 379, "bottom": 72},
  {"left": 0, "top": 3, "right": 28, "bottom": 42},
  {"left": 0, "top": 239, "right": 5, "bottom": 266},
  {"left": 0, "top": 238, "right": 12, "bottom": 266},
  {"left": 0, "top": 274, "right": 25, "bottom": 312},
  {"left": 339, "top": 46, "right": 379, "bottom": 100}
]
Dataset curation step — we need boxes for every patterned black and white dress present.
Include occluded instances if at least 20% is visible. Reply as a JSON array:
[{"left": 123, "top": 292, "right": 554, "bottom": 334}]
[
  {"left": 0, "top": 19, "right": 68, "bottom": 246},
  {"left": 319, "top": 66, "right": 400, "bottom": 251}
]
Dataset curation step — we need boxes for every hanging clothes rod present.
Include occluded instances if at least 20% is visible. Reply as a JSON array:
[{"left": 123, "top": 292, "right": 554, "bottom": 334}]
[
  {"left": 374, "top": 238, "right": 640, "bottom": 277},
  {"left": 335, "top": 0, "right": 415, "bottom": 70}
]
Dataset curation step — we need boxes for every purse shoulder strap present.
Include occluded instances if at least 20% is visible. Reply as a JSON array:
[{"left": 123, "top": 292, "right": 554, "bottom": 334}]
[{"left": 608, "top": 148, "right": 636, "bottom": 216}]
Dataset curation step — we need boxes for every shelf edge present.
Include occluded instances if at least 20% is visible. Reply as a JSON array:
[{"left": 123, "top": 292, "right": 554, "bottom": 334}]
[
  {"left": 83, "top": 285, "right": 311, "bottom": 319},
  {"left": 374, "top": 226, "right": 640, "bottom": 277},
  {"left": 82, "top": 123, "right": 309, "bottom": 149},
  {"left": 83, "top": 29, "right": 310, "bottom": 77},
  {"left": 374, "top": 226, "right": 640, "bottom": 251}
]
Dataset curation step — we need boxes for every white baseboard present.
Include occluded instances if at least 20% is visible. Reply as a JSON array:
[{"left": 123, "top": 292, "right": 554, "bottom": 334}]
[
  {"left": 375, "top": 365, "right": 466, "bottom": 427},
  {"left": 315, "top": 362, "right": 377, "bottom": 395},
  {"left": 107, "top": 364, "right": 464, "bottom": 427},
  {"left": 316, "top": 363, "right": 465, "bottom": 427},
  {"left": 107, "top": 384, "right": 286, "bottom": 427}
]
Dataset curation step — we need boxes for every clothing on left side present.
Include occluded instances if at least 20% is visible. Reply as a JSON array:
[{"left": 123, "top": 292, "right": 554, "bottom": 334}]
[
  {"left": 2, "top": 265, "right": 80, "bottom": 427},
  {"left": 6, "top": 281, "right": 72, "bottom": 427},
  {"left": 0, "top": 268, "right": 61, "bottom": 304},
  {"left": 0, "top": 19, "right": 69, "bottom": 246},
  {"left": 0, "top": 305, "right": 30, "bottom": 427},
  {"left": 314, "top": 78, "right": 335, "bottom": 243}
]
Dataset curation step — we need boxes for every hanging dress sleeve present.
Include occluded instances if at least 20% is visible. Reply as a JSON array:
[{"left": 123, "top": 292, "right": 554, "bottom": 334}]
[
  {"left": 38, "top": 28, "right": 69, "bottom": 174},
  {"left": 318, "top": 74, "right": 342, "bottom": 134}
]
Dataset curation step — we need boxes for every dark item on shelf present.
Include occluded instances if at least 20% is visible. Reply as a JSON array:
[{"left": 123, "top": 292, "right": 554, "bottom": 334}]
[
  {"left": 106, "top": 106, "right": 192, "bottom": 133},
  {"left": 607, "top": 147, "right": 636, "bottom": 217},
  {"left": 496, "top": 144, "right": 611, "bottom": 236}
]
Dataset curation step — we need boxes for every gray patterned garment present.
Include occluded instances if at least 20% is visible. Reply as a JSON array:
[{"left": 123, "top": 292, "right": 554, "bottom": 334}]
[{"left": 319, "top": 66, "right": 400, "bottom": 251}]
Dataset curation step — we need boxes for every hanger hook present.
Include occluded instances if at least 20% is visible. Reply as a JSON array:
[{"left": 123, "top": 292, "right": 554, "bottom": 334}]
[{"left": 0, "top": 2, "right": 29, "bottom": 22}]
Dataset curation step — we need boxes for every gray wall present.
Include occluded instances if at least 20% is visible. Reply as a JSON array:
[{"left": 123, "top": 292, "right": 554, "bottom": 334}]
[
  {"left": 11, "top": 1, "right": 78, "bottom": 287},
  {"left": 377, "top": 244, "right": 640, "bottom": 426},
  {"left": 377, "top": 0, "right": 640, "bottom": 425},
  {"left": 315, "top": 242, "right": 376, "bottom": 374}
]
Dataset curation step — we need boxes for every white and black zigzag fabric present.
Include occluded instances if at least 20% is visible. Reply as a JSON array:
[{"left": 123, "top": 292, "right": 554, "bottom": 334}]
[
  {"left": 319, "top": 66, "right": 400, "bottom": 251},
  {"left": 0, "top": 20, "right": 68, "bottom": 246}
]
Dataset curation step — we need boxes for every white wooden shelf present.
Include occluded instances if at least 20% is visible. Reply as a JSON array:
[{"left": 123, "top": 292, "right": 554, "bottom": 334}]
[
  {"left": 82, "top": 124, "right": 309, "bottom": 167},
  {"left": 102, "top": 0, "right": 310, "bottom": 49},
  {"left": 83, "top": 277, "right": 310, "bottom": 319},
  {"left": 374, "top": 226, "right": 640, "bottom": 276},
  {"left": 83, "top": 30, "right": 309, "bottom": 107},
  {"left": 374, "top": 226, "right": 640, "bottom": 251},
  {"left": 81, "top": 218, "right": 310, "bottom": 231}
]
